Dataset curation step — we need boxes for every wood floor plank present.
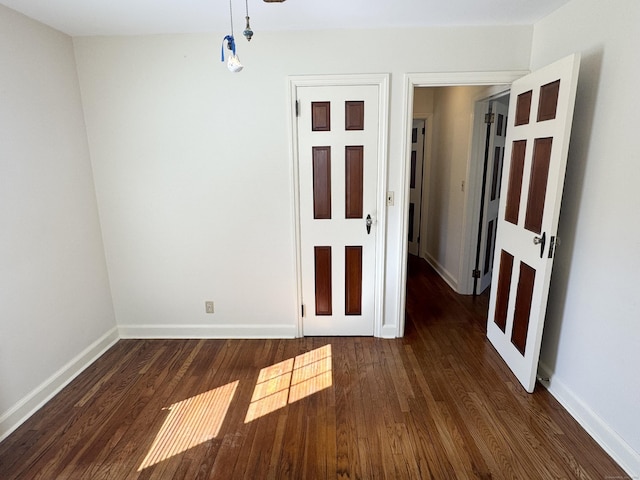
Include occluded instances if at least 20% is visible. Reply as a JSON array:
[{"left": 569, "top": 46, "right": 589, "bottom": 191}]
[
  {"left": 0, "top": 256, "right": 629, "bottom": 479},
  {"left": 5, "top": 340, "right": 156, "bottom": 479},
  {"left": 363, "top": 341, "right": 385, "bottom": 468},
  {"left": 404, "top": 396, "right": 458, "bottom": 479},
  {"left": 81, "top": 343, "right": 188, "bottom": 480},
  {"left": 239, "top": 395, "right": 282, "bottom": 479},
  {"left": 77, "top": 341, "right": 203, "bottom": 476},
  {"left": 74, "top": 342, "right": 140, "bottom": 408}
]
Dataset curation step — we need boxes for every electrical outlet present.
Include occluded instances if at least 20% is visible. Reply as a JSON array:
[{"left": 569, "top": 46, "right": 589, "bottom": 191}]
[
  {"left": 205, "top": 301, "right": 214, "bottom": 314},
  {"left": 387, "top": 191, "right": 394, "bottom": 206}
]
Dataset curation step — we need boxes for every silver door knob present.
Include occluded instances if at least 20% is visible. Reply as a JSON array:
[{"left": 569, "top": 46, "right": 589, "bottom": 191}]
[
  {"left": 366, "top": 214, "right": 372, "bottom": 234},
  {"left": 533, "top": 232, "right": 546, "bottom": 258}
]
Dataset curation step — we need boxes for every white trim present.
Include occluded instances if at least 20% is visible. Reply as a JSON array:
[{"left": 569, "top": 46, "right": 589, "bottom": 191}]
[
  {"left": 379, "top": 324, "right": 398, "bottom": 339},
  {"left": 375, "top": 75, "right": 390, "bottom": 337},
  {"left": 287, "top": 77, "right": 304, "bottom": 337},
  {"left": 287, "top": 74, "right": 390, "bottom": 338},
  {"left": 405, "top": 71, "right": 529, "bottom": 87},
  {"left": 424, "top": 253, "right": 459, "bottom": 292},
  {"left": 397, "top": 70, "right": 528, "bottom": 337},
  {"left": 118, "top": 324, "right": 298, "bottom": 339},
  {"left": 0, "top": 327, "right": 119, "bottom": 443},
  {"left": 538, "top": 362, "right": 640, "bottom": 478}
]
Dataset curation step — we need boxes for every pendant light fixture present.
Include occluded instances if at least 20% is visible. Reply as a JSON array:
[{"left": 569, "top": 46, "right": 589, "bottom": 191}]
[
  {"left": 221, "top": 0, "right": 243, "bottom": 72},
  {"left": 243, "top": 0, "right": 253, "bottom": 41}
]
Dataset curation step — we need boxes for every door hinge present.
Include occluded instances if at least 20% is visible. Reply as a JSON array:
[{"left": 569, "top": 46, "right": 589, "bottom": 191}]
[
  {"left": 548, "top": 236, "right": 560, "bottom": 258},
  {"left": 295, "top": 100, "right": 300, "bottom": 117},
  {"left": 485, "top": 113, "right": 495, "bottom": 124},
  {"left": 422, "top": 127, "right": 425, "bottom": 135},
  {"left": 301, "top": 304, "right": 305, "bottom": 317},
  {"left": 472, "top": 269, "right": 481, "bottom": 279}
]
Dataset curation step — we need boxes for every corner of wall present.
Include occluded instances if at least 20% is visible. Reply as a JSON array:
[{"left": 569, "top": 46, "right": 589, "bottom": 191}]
[{"left": 0, "top": 327, "right": 119, "bottom": 443}]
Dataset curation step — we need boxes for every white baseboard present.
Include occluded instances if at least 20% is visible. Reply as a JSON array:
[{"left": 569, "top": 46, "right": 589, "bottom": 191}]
[
  {"left": 118, "top": 323, "right": 299, "bottom": 339},
  {"left": 538, "top": 362, "right": 640, "bottom": 478},
  {"left": 424, "top": 253, "right": 459, "bottom": 292},
  {"left": 0, "top": 326, "right": 120, "bottom": 443},
  {"left": 380, "top": 324, "right": 399, "bottom": 338}
]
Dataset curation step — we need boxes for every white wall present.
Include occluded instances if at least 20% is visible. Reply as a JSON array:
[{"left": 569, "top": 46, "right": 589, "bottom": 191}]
[
  {"left": 423, "top": 86, "right": 486, "bottom": 290},
  {"left": 531, "top": 0, "right": 640, "bottom": 474},
  {"left": 73, "top": 26, "right": 532, "bottom": 338},
  {"left": 0, "top": 6, "right": 117, "bottom": 440}
]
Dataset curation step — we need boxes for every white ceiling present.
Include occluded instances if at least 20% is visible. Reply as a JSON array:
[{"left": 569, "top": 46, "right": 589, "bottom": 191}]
[{"left": 0, "top": 0, "right": 571, "bottom": 37}]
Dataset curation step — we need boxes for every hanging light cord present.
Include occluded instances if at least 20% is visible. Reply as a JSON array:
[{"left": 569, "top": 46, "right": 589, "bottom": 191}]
[
  {"left": 221, "top": 0, "right": 236, "bottom": 61},
  {"left": 222, "top": 0, "right": 245, "bottom": 71}
]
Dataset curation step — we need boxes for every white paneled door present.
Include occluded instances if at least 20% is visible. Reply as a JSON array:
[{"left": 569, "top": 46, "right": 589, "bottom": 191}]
[
  {"left": 294, "top": 78, "right": 387, "bottom": 336},
  {"left": 408, "top": 119, "right": 425, "bottom": 257},
  {"left": 477, "top": 100, "right": 509, "bottom": 294},
  {"left": 487, "top": 54, "right": 581, "bottom": 392}
]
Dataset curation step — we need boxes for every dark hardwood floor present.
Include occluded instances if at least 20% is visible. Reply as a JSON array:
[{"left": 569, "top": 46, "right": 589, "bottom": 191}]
[{"left": 0, "top": 256, "right": 627, "bottom": 479}]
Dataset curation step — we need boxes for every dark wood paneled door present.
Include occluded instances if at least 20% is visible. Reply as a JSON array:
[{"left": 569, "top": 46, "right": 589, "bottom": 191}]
[
  {"left": 487, "top": 54, "right": 580, "bottom": 392},
  {"left": 296, "top": 84, "right": 382, "bottom": 335}
]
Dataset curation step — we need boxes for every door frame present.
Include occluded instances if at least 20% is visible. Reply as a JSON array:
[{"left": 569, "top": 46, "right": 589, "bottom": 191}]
[
  {"left": 397, "top": 71, "right": 528, "bottom": 337},
  {"left": 288, "top": 74, "right": 390, "bottom": 338}
]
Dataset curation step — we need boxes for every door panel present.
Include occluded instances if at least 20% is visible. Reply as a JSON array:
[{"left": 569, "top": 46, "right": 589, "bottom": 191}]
[
  {"left": 487, "top": 53, "right": 581, "bottom": 392},
  {"left": 511, "top": 261, "right": 536, "bottom": 355},
  {"left": 493, "top": 250, "right": 514, "bottom": 332},
  {"left": 524, "top": 137, "right": 553, "bottom": 234},
  {"left": 314, "top": 246, "right": 332, "bottom": 316},
  {"left": 312, "top": 147, "right": 332, "bottom": 219},
  {"left": 345, "top": 101, "right": 365, "bottom": 130},
  {"left": 515, "top": 91, "right": 533, "bottom": 126},
  {"left": 345, "top": 246, "right": 363, "bottom": 316},
  {"left": 345, "top": 146, "right": 364, "bottom": 219},
  {"left": 298, "top": 84, "right": 380, "bottom": 335},
  {"left": 311, "top": 102, "right": 331, "bottom": 131},
  {"left": 505, "top": 140, "right": 527, "bottom": 225}
]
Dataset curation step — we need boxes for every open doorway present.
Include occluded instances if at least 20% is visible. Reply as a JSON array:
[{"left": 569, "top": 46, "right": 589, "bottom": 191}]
[
  {"left": 406, "top": 85, "right": 510, "bottom": 299},
  {"left": 400, "top": 59, "right": 581, "bottom": 392},
  {"left": 396, "top": 71, "right": 526, "bottom": 338}
]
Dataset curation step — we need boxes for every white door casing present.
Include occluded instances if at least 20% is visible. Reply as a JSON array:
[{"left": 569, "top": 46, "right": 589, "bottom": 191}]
[
  {"left": 289, "top": 75, "right": 389, "bottom": 337},
  {"left": 487, "top": 54, "right": 581, "bottom": 392}
]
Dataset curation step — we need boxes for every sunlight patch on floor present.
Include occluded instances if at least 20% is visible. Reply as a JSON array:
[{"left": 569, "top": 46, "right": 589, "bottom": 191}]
[
  {"left": 245, "top": 344, "right": 332, "bottom": 423},
  {"left": 138, "top": 380, "right": 239, "bottom": 470}
]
